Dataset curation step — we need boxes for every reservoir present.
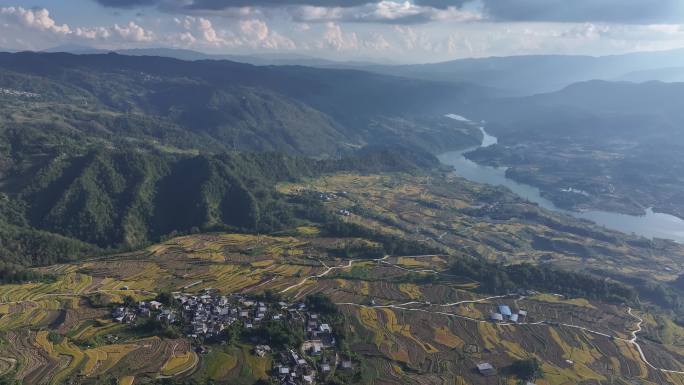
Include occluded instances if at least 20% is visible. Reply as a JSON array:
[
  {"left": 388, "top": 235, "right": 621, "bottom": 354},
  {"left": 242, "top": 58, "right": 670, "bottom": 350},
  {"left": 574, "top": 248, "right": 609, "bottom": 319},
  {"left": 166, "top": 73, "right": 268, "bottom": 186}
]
[{"left": 439, "top": 114, "right": 684, "bottom": 243}]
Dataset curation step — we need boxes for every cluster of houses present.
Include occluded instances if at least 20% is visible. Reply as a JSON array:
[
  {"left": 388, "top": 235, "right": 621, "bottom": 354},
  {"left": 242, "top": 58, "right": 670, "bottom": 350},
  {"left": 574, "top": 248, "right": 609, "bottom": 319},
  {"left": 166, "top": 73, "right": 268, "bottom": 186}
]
[
  {"left": 112, "top": 299, "right": 175, "bottom": 324},
  {"left": 271, "top": 308, "right": 349, "bottom": 385},
  {"left": 111, "top": 290, "right": 285, "bottom": 338},
  {"left": 337, "top": 209, "right": 351, "bottom": 217},
  {"left": 489, "top": 305, "right": 527, "bottom": 323},
  {"left": 305, "top": 313, "right": 335, "bottom": 350},
  {"left": 274, "top": 349, "right": 318, "bottom": 385},
  {"left": 273, "top": 347, "right": 352, "bottom": 385},
  {"left": 317, "top": 192, "right": 337, "bottom": 201},
  {"left": 173, "top": 292, "right": 287, "bottom": 338},
  {"left": 0, "top": 88, "right": 40, "bottom": 98},
  {"left": 316, "top": 191, "right": 348, "bottom": 201},
  {"left": 112, "top": 291, "right": 351, "bottom": 384}
]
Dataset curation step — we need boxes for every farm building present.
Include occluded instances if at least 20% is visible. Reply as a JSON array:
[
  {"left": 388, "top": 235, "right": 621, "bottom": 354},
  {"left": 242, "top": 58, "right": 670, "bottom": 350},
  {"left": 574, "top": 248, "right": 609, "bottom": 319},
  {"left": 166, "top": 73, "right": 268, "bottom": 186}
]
[
  {"left": 498, "top": 305, "right": 512, "bottom": 317},
  {"left": 490, "top": 313, "right": 504, "bottom": 322},
  {"left": 477, "top": 362, "right": 497, "bottom": 376}
]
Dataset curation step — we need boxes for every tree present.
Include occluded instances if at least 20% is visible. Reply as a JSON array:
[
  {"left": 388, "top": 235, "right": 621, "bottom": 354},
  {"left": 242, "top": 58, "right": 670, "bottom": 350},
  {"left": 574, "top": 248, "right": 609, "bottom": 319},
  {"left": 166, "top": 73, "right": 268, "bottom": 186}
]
[
  {"left": 155, "top": 291, "right": 176, "bottom": 306},
  {"left": 122, "top": 295, "right": 136, "bottom": 308},
  {"left": 305, "top": 293, "right": 338, "bottom": 316},
  {"left": 508, "top": 358, "right": 543, "bottom": 382}
]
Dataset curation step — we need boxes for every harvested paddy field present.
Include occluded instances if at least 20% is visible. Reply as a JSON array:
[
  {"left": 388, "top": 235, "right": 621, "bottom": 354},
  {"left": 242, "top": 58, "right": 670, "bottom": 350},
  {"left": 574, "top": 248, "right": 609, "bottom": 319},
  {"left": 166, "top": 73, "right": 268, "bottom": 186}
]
[
  {"left": 278, "top": 173, "right": 684, "bottom": 284},
  {"left": 0, "top": 231, "right": 681, "bottom": 384}
]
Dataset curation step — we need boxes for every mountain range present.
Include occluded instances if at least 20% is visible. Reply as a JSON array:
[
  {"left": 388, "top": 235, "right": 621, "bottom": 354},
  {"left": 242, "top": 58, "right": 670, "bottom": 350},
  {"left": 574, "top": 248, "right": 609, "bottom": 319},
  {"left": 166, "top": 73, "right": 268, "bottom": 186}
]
[
  {"left": 44, "top": 45, "right": 684, "bottom": 96},
  {"left": 0, "top": 51, "right": 482, "bottom": 264}
]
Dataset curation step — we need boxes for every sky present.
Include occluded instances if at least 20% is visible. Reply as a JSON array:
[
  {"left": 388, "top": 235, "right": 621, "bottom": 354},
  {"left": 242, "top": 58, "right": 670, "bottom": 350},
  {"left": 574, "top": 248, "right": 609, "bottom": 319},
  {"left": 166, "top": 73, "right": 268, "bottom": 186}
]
[{"left": 1, "top": 0, "right": 684, "bottom": 63}]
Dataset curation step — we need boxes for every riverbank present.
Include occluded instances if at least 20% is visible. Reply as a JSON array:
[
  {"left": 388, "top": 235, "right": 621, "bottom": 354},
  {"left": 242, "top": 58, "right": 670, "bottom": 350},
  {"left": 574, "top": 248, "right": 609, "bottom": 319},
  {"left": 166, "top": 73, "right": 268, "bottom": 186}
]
[{"left": 439, "top": 115, "right": 684, "bottom": 243}]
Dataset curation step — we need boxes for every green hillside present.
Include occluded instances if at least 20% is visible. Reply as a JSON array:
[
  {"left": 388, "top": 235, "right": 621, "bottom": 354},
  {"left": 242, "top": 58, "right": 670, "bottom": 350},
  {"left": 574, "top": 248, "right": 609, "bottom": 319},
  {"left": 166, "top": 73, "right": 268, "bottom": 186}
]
[
  {"left": 0, "top": 52, "right": 484, "bottom": 158},
  {"left": 0, "top": 144, "right": 441, "bottom": 266}
]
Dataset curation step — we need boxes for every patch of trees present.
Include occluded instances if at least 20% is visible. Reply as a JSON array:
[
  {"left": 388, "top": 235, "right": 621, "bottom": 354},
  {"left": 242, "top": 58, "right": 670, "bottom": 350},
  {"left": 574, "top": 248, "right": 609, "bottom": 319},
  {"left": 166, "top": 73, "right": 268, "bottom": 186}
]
[
  {"left": 590, "top": 269, "right": 684, "bottom": 319},
  {"left": 305, "top": 293, "right": 339, "bottom": 317},
  {"left": 673, "top": 274, "right": 684, "bottom": 292},
  {"left": 327, "top": 242, "right": 385, "bottom": 260},
  {"left": 506, "top": 358, "right": 543, "bottom": 382},
  {"left": 0, "top": 141, "right": 441, "bottom": 268},
  {"left": 0, "top": 376, "right": 18, "bottom": 385},
  {"left": 0, "top": 262, "right": 52, "bottom": 284},
  {"left": 206, "top": 321, "right": 243, "bottom": 346},
  {"left": 0, "top": 221, "right": 97, "bottom": 266},
  {"left": 450, "top": 257, "right": 636, "bottom": 304},
  {"left": 322, "top": 219, "right": 443, "bottom": 257},
  {"left": 244, "top": 320, "right": 304, "bottom": 350},
  {"left": 134, "top": 318, "right": 181, "bottom": 339},
  {"left": 305, "top": 293, "right": 347, "bottom": 348}
]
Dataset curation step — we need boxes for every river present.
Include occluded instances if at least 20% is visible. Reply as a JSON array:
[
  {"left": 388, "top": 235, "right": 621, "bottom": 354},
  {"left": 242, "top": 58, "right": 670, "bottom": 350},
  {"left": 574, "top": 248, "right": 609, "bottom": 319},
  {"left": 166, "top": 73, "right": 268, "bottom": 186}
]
[{"left": 438, "top": 114, "right": 684, "bottom": 243}]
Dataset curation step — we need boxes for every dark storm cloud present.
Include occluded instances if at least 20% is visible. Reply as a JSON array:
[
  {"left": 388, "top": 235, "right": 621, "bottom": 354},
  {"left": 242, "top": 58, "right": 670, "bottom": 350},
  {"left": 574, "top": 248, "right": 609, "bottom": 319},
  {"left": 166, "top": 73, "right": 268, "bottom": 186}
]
[
  {"left": 187, "top": 0, "right": 373, "bottom": 9},
  {"left": 95, "top": 0, "right": 374, "bottom": 8},
  {"left": 415, "top": 0, "right": 684, "bottom": 24},
  {"left": 488, "top": 0, "right": 682, "bottom": 23},
  {"left": 95, "top": 0, "right": 160, "bottom": 7},
  {"left": 94, "top": 0, "right": 684, "bottom": 24},
  {"left": 412, "top": 0, "right": 467, "bottom": 9}
]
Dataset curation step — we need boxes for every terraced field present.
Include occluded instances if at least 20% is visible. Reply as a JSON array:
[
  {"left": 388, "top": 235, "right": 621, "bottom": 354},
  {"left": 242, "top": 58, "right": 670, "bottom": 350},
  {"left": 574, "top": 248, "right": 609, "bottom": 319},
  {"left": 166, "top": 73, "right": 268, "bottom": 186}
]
[
  {"left": 278, "top": 173, "right": 684, "bottom": 284},
  {"left": 0, "top": 191, "right": 682, "bottom": 383}
]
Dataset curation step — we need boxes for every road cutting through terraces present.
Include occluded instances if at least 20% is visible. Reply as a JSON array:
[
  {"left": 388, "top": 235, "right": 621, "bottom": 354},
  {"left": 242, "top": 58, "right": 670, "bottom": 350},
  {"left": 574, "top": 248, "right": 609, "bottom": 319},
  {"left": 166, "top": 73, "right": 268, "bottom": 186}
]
[
  {"left": 278, "top": 254, "right": 448, "bottom": 294},
  {"left": 281, "top": 254, "right": 684, "bottom": 376}
]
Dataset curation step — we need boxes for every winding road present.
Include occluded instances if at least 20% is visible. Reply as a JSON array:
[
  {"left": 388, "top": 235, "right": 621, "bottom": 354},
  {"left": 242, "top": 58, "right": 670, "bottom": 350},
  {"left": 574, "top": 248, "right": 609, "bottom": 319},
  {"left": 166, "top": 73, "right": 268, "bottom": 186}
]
[
  {"left": 336, "top": 298, "right": 684, "bottom": 376},
  {"left": 280, "top": 254, "right": 684, "bottom": 375},
  {"left": 279, "top": 254, "right": 447, "bottom": 294}
]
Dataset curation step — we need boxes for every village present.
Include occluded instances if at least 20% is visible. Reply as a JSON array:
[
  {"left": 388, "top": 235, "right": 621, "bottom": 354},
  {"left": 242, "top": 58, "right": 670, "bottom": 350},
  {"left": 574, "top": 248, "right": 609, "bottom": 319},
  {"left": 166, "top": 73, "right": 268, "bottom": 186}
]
[
  {"left": 0, "top": 87, "right": 40, "bottom": 98},
  {"left": 112, "top": 289, "right": 354, "bottom": 385}
]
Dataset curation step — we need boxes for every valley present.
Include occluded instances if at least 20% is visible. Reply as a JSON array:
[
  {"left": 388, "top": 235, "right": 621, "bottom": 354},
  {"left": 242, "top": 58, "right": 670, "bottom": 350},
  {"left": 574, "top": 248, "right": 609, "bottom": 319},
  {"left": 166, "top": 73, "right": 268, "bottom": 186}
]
[
  {"left": 1, "top": 165, "right": 683, "bottom": 384},
  {"left": 0, "top": 49, "right": 683, "bottom": 385},
  {"left": 462, "top": 81, "right": 684, "bottom": 221}
]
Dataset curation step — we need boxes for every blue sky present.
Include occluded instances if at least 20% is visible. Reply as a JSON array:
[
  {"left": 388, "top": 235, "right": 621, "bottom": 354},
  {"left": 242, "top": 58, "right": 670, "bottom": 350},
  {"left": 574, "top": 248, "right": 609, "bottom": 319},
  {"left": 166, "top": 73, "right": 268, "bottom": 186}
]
[{"left": 1, "top": 0, "right": 684, "bottom": 63}]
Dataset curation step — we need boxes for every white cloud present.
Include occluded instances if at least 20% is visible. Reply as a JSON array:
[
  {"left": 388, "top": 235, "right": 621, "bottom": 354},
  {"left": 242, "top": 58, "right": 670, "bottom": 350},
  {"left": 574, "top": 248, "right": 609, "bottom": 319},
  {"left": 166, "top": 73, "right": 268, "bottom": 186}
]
[
  {"left": 114, "top": 21, "right": 155, "bottom": 42},
  {"left": 0, "top": 6, "right": 70, "bottom": 34},
  {"left": 197, "top": 17, "right": 225, "bottom": 44},
  {"left": 240, "top": 19, "right": 269, "bottom": 41},
  {"left": 2, "top": 3, "right": 684, "bottom": 63},
  {"left": 364, "top": 32, "right": 391, "bottom": 51},
  {"left": 178, "top": 31, "right": 197, "bottom": 44},
  {"left": 292, "top": 1, "right": 481, "bottom": 24},
  {"left": 322, "top": 22, "right": 359, "bottom": 51},
  {"left": 168, "top": 15, "right": 295, "bottom": 50},
  {"left": 0, "top": 6, "right": 155, "bottom": 46},
  {"left": 240, "top": 19, "right": 296, "bottom": 49},
  {"left": 74, "top": 26, "right": 112, "bottom": 40}
]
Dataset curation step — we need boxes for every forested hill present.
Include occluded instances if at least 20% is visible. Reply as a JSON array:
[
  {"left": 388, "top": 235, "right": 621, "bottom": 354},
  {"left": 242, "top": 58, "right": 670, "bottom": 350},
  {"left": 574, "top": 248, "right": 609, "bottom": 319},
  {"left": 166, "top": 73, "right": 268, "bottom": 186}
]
[
  {"left": 0, "top": 52, "right": 485, "bottom": 158},
  {"left": 0, "top": 145, "right": 440, "bottom": 266},
  {"left": 0, "top": 51, "right": 491, "bottom": 266}
]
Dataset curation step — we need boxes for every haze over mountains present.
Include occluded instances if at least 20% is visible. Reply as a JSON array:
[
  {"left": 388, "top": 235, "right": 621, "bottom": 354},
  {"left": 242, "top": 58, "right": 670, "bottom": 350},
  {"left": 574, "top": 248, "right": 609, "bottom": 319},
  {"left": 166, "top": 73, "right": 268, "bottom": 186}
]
[
  {"left": 365, "top": 48, "right": 684, "bottom": 95},
  {"left": 0, "top": 50, "right": 486, "bottom": 262},
  {"left": 3, "top": 47, "right": 684, "bottom": 261},
  {"left": 46, "top": 45, "right": 684, "bottom": 95},
  {"left": 462, "top": 79, "right": 684, "bottom": 218}
]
